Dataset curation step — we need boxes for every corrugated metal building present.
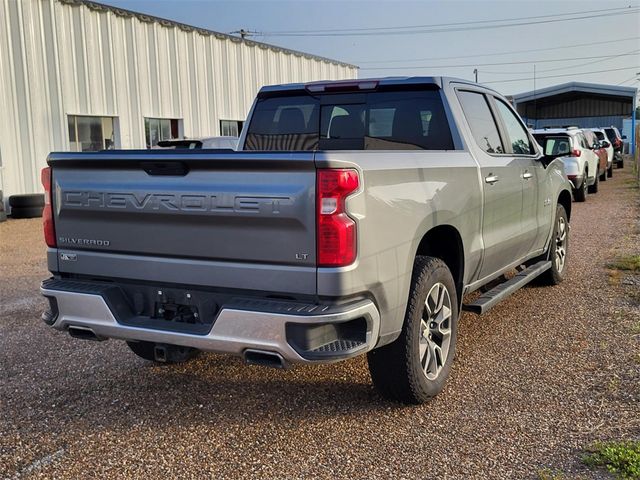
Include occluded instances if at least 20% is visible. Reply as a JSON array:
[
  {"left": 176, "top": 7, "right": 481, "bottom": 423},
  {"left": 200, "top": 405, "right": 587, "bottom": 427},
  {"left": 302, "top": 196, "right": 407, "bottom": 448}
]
[
  {"left": 512, "top": 82, "right": 637, "bottom": 153},
  {"left": 0, "top": 0, "right": 358, "bottom": 198}
]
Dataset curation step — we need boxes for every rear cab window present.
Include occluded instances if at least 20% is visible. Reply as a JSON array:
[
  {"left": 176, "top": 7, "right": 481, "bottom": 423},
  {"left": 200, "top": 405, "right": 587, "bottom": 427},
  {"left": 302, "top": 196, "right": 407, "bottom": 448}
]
[
  {"left": 532, "top": 134, "right": 572, "bottom": 156},
  {"left": 244, "top": 87, "right": 455, "bottom": 151}
]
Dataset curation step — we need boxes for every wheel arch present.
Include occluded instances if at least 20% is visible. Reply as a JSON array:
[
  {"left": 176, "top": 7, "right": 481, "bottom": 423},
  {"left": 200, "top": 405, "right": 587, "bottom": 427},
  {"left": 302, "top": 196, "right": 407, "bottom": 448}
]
[
  {"left": 415, "top": 225, "right": 465, "bottom": 304},
  {"left": 558, "top": 189, "right": 572, "bottom": 221}
]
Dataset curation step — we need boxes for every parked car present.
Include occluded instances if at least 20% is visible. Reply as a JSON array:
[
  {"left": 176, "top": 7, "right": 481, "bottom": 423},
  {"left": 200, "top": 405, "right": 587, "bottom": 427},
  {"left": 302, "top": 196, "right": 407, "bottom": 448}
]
[
  {"left": 590, "top": 128, "right": 613, "bottom": 178},
  {"left": 532, "top": 127, "right": 599, "bottom": 201},
  {"left": 582, "top": 129, "right": 608, "bottom": 183},
  {"left": 155, "top": 136, "right": 238, "bottom": 150},
  {"left": 603, "top": 126, "right": 625, "bottom": 168},
  {"left": 40, "top": 77, "right": 573, "bottom": 404}
]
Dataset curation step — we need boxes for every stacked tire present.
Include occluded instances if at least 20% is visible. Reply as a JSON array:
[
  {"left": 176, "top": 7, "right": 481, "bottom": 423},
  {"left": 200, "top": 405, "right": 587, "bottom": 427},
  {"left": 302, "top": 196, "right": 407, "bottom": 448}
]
[
  {"left": 9, "top": 194, "right": 44, "bottom": 219},
  {"left": 0, "top": 191, "right": 6, "bottom": 222}
]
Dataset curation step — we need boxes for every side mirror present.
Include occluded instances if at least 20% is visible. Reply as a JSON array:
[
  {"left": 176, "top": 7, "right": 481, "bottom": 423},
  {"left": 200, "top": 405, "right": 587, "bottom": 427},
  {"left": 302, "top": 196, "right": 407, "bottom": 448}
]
[{"left": 602, "top": 140, "right": 611, "bottom": 148}]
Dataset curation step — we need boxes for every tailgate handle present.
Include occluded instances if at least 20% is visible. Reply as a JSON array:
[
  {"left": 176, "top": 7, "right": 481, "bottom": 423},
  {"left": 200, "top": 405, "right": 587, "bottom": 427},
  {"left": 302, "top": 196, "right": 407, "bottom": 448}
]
[{"left": 141, "top": 161, "right": 189, "bottom": 176}]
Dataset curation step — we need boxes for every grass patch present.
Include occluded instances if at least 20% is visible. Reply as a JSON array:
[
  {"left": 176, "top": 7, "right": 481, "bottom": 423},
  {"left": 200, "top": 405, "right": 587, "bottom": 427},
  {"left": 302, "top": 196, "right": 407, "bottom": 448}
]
[
  {"left": 537, "top": 468, "right": 566, "bottom": 480},
  {"left": 583, "top": 440, "right": 640, "bottom": 479},
  {"left": 607, "top": 255, "right": 640, "bottom": 272}
]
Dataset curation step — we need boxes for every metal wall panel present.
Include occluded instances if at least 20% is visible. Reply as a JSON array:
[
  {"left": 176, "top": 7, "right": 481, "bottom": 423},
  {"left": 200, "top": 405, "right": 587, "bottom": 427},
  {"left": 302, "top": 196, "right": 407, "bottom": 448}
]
[
  {"left": 522, "top": 116, "right": 625, "bottom": 129},
  {"left": 0, "top": 0, "right": 358, "bottom": 197}
]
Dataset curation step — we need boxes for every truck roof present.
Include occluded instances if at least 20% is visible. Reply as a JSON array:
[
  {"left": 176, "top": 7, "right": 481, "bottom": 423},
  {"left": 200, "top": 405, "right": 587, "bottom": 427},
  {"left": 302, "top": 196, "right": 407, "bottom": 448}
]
[
  {"left": 259, "top": 76, "right": 499, "bottom": 95},
  {"left": 532, "top": 128, "right": 580, "bottom": 136}
]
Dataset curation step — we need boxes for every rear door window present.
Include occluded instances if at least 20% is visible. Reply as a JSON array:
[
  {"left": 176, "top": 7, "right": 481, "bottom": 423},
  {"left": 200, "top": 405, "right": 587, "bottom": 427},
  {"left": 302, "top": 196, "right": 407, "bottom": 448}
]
[
  {"left": 245, "top": 89, "right": 454, "bottom": 151},
  {"left": 456, "top": 90, "right": 504, "bottom": 154}
]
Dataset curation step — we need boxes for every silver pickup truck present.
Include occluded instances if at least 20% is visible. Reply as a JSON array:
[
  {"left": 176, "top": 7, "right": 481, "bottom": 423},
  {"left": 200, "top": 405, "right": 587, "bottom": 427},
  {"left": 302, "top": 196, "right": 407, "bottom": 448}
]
[{"left": 41, "top": 77, "right": 573, "bottom": 404}]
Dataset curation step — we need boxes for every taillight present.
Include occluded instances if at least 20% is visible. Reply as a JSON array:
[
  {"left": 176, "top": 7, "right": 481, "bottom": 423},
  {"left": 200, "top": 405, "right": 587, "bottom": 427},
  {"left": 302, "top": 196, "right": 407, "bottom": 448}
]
[
  {"left": 317, "top": 169, "right": 359, "bottom": 267},
  {"left": 571, "top": 149, "right": 581, "bottom": 157},
  {"left": 41, "top": 167, "right": 56, "bottom": 247}
]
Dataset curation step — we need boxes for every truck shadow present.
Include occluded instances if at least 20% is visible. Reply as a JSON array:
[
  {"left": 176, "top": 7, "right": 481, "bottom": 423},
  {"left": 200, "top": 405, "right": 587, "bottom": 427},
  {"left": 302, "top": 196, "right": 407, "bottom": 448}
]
[{"left": 8, "top": 350, "right": 421, "bottom": 440}]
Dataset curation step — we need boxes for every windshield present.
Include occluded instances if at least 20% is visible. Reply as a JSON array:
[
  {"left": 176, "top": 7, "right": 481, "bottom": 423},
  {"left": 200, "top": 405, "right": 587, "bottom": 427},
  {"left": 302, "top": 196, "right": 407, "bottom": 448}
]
[
  {"left": 604, "top": 128, "right": 617, "bottom": 141},
  {"left": 245, "top": 88, "right": 454, "bottom": 151},
  {"left": 594, "top": 131, "right": 605, "bottom": 141}
]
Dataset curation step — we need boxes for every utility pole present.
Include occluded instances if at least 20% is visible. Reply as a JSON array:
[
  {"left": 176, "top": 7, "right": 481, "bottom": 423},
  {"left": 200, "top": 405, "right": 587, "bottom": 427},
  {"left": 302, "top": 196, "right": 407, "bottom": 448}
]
[
  {"left": 533, "top": 64, "right": 537, "bottom": 129},
  {"left": 473, "top": 68, "right": 478, "bottom": 83}
]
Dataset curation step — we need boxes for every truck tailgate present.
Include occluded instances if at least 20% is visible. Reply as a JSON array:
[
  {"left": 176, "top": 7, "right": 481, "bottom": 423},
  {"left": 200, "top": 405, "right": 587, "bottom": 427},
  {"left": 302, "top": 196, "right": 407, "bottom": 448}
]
[{"left": 49, "top": 151, "right": 317, "bottom": 295}]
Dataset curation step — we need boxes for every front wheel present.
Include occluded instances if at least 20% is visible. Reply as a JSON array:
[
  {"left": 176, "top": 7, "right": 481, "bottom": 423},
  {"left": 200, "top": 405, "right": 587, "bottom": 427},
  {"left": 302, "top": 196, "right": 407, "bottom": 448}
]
[
  {"left": 607, "top": 164, "right": 613, "bottom": 178},
  {"left": 538, "top": 204, "right": 569, "bottom": 286},
  {"left": 368, "top": 256, "right": 458, "bottom": 404}
]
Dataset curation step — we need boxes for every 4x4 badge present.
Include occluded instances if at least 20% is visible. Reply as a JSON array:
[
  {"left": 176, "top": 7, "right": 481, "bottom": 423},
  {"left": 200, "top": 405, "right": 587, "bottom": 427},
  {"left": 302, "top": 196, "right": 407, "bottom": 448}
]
[{"left": 60, "top": 253, "right": 77, "bottom": 261}]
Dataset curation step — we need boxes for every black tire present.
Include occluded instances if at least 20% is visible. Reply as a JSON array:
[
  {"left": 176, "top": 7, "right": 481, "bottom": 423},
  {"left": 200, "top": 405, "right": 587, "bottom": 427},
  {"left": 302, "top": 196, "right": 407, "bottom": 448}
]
[
  {"left": 9, "top": 194, "right": 44, "bottom": 208},
  {"left": 126, "top": 341, "right": 199, "bottom": 364},
  {"left": 588, "top": 171, "right": 599, "bottom": 194},
  {"left": 10, "top": 205, "right": 43, "bottom": 218},
  {"left": 607, "top": 164, "right": 613, "bottom": 178},
  {"left": 600, "top": 168, "right": 607, "bottom": 181},
  {"left": 573, "top": 172, "right": 587, "bottom": 202},
  {"left": 368, "top": 256, "right": 459, "bottom": 404},
  {"left": 617, "top": 159, "right": 624, "bottom": 169},
  {"left": 538, "top": 204, "right": 569, "bottom": 286}
]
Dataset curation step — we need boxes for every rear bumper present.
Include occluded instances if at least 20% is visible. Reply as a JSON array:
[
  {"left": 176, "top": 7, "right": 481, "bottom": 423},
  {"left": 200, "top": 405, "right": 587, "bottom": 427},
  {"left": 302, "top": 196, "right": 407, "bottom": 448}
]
[
  {"left": 40, "top": 280, "right": 380, "bottom": 365},
  {"left": 566, "top": 174, "right": 584, "bottom": 190}
]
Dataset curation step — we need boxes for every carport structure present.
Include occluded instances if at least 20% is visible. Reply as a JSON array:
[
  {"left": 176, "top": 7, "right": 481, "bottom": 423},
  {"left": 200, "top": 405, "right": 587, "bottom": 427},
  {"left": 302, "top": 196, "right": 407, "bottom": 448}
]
[{"left": 513, "top": 82, "right": 637, "bottom": 154}]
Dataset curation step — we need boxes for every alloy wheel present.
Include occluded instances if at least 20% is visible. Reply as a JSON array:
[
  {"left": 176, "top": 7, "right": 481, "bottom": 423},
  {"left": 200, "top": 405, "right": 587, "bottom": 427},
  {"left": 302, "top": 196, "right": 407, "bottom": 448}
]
[
  {"left": 555, "top": 216, "right": 567, "bottom": 273},
  {"left": 419, "top": 283, "right": 452, "bottom": 380}
]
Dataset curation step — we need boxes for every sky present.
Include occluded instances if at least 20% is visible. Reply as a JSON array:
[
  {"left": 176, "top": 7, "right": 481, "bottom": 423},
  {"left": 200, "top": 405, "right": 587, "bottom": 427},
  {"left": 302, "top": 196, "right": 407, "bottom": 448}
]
[{"left": 100, "top": 0, "right": 640, "bottom": 96}]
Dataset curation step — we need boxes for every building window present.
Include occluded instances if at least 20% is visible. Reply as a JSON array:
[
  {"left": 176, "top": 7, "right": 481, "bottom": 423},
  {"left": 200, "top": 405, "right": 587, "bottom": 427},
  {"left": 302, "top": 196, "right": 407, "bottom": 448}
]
[
  {"left": 220, "top": 120, "right": 243, "bottom": 137},
  {"left": 68, "top": 115, "right": 116, "bottom": 152},
  {"left": 145, "top": 118, "right": 180, "bottom": 148}
]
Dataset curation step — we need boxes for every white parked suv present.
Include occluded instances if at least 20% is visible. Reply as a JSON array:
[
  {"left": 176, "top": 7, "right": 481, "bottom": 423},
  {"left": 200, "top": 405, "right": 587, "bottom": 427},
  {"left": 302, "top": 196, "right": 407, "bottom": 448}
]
[
  {"left": 590, "top": 128, "right": 614, "bottom": 178},
  {"left": 533, "top": 128, "right": 599, "bottom": 202}
]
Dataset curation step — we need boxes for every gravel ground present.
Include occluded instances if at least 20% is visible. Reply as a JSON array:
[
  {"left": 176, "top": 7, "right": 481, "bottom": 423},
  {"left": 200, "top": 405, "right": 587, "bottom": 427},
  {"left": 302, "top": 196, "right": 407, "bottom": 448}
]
[{"left": 1, "top": 167, "right": 638, "bottom": 479}]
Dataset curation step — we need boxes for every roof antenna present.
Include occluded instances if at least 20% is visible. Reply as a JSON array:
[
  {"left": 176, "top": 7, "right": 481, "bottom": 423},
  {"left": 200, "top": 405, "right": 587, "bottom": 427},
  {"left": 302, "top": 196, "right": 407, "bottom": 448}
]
[{"left": 230, "top": 29, "right": 261, "bottom": 39}]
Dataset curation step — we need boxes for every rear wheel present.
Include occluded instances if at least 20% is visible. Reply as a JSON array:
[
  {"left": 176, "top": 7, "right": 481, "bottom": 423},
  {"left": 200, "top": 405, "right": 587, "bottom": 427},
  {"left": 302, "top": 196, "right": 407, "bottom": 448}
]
[
  {"left": 573, "top": 171, "right": 587, "bottom": 202},
  {"left": 588, "top": 171, "right": 599, "bottom": 194},
  {"left": 607, "top": 164, "right": 613, "bottom": 178},
  {"left": 368, "top": 256, "right": 458, "bottom": 404},
  {"left": 600, "top": 169, "right": 607, "bottom": 181},
  {"left": 617, "top": 159, "right": 624, "bottom": 168},
  {"left": 538, "top": 204, "right": 569, "bottom": 286},
  {"left": 126, "top": 341, "right": 199, "bottom": 364}
]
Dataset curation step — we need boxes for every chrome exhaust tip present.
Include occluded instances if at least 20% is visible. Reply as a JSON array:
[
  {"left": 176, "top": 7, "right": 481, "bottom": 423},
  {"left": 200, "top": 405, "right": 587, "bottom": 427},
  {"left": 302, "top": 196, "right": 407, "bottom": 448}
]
[
  {"left": 67, "top": 325, "right": 104, "bottom": 341},
  {"left": 243, "top": 349, "right": 287, "bottom": 369}
]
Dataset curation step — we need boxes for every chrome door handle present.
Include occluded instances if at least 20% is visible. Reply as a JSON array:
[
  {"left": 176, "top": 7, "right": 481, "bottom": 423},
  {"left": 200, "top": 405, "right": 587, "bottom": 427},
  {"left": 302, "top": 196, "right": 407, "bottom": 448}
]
[
  {"left": 485, "top": 174, "right": 499, "bottom": 184},
  {"left": 522, "top": 171, "right": 533, "bottom": 179}
]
